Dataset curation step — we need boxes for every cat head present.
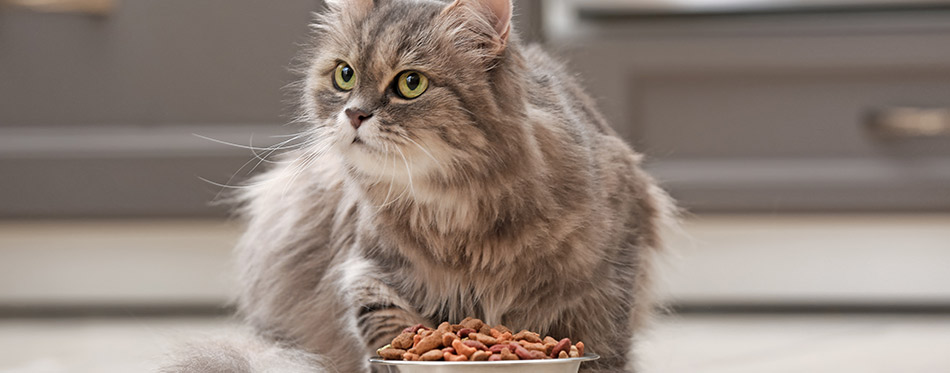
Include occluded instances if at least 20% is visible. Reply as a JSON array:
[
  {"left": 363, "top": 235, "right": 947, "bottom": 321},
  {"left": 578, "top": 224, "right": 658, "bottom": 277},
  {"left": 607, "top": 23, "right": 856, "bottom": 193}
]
[{"left": 301, "top": 0, "right": 530, "bottom": 194}]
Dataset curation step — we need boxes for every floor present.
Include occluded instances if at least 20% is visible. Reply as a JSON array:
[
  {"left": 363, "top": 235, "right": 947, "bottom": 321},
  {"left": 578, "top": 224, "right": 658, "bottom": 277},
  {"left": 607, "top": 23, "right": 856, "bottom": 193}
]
[{"left": 1, "top": 314, "right": 948, "bottom": 373}]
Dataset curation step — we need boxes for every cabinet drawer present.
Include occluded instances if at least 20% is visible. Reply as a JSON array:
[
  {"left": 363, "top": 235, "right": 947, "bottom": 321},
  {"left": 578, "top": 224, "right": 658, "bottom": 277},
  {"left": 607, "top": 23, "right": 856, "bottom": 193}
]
[
  {"left": 639, "top": 71, "right": 950, "bottom": 212},
  {"left": 638, "top": 71, "right": 950, "bottom": 159},
  {"left": 555, "top": 11, "right": 950, "bottom": 212}
]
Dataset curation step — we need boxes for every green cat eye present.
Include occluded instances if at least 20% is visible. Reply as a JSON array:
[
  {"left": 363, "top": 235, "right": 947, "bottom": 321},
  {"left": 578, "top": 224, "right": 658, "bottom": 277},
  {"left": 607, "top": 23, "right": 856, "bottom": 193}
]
[
  {"left": 334, "top": 62, "right": 356, "bottom": 91},
  {"left": 395, "top": 71, "right": 428, "bottom": 99}
]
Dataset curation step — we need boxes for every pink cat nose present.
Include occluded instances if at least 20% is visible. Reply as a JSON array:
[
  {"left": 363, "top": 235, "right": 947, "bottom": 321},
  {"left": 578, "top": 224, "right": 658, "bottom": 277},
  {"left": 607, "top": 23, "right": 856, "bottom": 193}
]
[{"left": 345, "top": 108, "right": 373, "bottom": 130}]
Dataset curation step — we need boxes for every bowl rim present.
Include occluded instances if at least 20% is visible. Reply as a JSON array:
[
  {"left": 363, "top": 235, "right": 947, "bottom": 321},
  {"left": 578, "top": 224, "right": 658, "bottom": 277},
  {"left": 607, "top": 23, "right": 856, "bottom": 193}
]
[{"left": 369, "top": 354, "right": 599, "bottom": 366}]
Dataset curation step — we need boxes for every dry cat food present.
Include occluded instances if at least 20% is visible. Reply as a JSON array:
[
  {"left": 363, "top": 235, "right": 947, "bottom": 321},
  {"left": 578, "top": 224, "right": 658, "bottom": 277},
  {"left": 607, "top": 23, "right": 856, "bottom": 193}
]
[{"left": 376, "top": 317, "right": 586, "bottom": 361}]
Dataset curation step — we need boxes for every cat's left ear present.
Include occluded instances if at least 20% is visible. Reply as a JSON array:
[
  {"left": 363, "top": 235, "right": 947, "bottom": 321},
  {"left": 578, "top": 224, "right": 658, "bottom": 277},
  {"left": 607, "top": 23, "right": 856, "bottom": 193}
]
[{"left": 444, "top": 0, "right": 513, "bottom": 50}]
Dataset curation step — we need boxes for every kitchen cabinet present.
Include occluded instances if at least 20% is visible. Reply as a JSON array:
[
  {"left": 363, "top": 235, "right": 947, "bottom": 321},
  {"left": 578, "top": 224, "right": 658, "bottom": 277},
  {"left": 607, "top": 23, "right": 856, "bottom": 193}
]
[{"left": 547, "top": 3, "right": 950, "bottom": 212}]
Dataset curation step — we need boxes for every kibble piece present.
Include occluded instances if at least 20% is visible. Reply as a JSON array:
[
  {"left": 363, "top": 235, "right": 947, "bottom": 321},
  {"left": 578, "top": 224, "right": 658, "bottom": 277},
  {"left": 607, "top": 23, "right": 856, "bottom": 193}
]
[
  {"left": 403, "top": 352, "right": 420, "bottom": 361},
  {"left": 518, "top": 340, "right": 546, "bottom": 352},
  {"left": 500, "top": 348, "right": 519, "bottom": 360},
  {"left": 512, "top": 330, "right": 542, "bottom": 343},
  {"left": 420, "top": 350, "right": 443, "bottom": 361},
  {"left": 442, "top": 332, "right": 459, "bottom": 348},
  {"left": 471, "top": 350, "right": 492, "bottom": 361},
  {"left": 403, "top": 324, "right": 427, "bottom": 334},
  {"left": 452, "top": 339, "right": 478, "bottom": 358},
  {"left": 558, "top": 350, "right": 569, "bottom": 359},
  {"left": 460, "top": 318, "right": 484, "bottom": 332},
  {"left": 409, "top": 331, "right": 443, "bottom": 355},
  {"left": 457, "top": 328, "right": 476, "bottom": 338},
  {"left": 444, "top": 352, "right": 468, "bottom": 361},
  {"left": 470, "top": 332, "right": 498, "bottom": 346},
  {"left": 550, "top": 338, "right": 571, "bottom": 358},
  {"left": 391, "top": 332, "right": 414, "bottom": 350},
  {"left": 462, "top": 339, "right": 488, "bottom": 351},
  {"left": 513, "top": 345, "right": 535, "bottom": 360},
  {"left": 576, "top": 341, "right": 585, "bottom": 356},
  {"left": 378, "top": 348, "right": 406, "bottom": 360},
  {"left": 494, "top": 324, "right": 512, "bottom": 334},
  {"left": 488, "top": 343, "right": 514, "bottom": 354}
]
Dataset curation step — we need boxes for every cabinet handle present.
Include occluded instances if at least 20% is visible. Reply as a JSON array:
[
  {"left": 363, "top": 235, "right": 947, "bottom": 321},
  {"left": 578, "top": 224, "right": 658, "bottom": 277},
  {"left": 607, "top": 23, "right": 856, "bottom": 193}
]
[
  {"left": 867, "top": 107, "right": 950, "bottom": 138},
  {"left": 2, "top": 0, "right": 114, "bottom": 14}
]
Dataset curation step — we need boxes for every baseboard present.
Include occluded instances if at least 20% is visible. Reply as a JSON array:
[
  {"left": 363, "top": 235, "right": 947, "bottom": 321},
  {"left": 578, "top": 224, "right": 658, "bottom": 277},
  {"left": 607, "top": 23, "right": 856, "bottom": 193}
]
[{"left": 2, "top": 215, "right": 949, "bottom": 311}]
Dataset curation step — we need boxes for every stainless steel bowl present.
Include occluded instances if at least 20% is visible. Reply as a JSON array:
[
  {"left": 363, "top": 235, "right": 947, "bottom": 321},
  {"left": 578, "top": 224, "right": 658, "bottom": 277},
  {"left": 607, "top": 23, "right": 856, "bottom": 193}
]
[{"left": 370, "top": 354, "right": 599, "bottom": 373}]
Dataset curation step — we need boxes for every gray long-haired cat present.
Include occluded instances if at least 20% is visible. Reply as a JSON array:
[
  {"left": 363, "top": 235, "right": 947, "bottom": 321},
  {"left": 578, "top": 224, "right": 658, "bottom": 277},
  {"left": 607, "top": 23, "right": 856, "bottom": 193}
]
[{"left": 165, "top": 0, "right": 673, "bottom": 372}]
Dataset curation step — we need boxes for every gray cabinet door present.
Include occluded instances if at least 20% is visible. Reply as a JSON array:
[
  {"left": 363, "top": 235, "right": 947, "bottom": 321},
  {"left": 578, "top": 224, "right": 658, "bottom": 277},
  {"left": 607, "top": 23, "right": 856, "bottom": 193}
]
[
  {"left": 0, "top": 1, "right": 315, "bottom": 218},
  {"left": 0, "top": 0, "right": 546, "bottom": 218},
  {"left": 552, "top": 8, "right": 950, "bottom": 212}
]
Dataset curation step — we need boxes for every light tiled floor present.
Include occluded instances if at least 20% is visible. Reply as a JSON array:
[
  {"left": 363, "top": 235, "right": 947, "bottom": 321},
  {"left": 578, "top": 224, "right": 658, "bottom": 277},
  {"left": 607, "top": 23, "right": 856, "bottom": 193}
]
[
  {"left": 1, "top": 314, "right": 949, "bottom": 373},
  {"left": 641, "top": 314, "right": 950, "bottom": 373}
]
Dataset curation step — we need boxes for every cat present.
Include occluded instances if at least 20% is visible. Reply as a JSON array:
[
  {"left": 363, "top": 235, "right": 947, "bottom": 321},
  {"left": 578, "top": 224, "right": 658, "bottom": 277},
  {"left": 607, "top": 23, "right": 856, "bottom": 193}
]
[{"left": 163, "top": 0, "right": 674, "bottom": 372}]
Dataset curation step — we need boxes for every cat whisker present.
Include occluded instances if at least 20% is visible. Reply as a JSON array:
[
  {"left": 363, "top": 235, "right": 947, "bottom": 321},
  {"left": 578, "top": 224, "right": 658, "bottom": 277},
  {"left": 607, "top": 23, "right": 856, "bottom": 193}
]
[
  {"left": 375, "top": 143, "right": 397, "bottom": 211},
  {"left": 198, "top": 176, "right": 266, "bottom": 190},
  {"left": 194, "top": 133, "right": 293, "bottom": 152},
  {"left": 383, "top": 143, "right": 416, "bottom": 209},
  {"left": 380, "top": 178, "right": 412, "bottom": 210},
  {"left": 209, "top": 154, "right": 261, "bottom": 203},
  {"left": 279, "top": 154, "right": 308, "bottom": 201},
  {"left": 381, "top": 147, "right": 416, "bottom": 209},
  {"left": 269, "top": 131, "right": 311, "bottom": 138},
  {"left": 281, "top": 136, "right": 332, "bottom": 200},
  {"left": 398, "top": 134, "right": 444, "bottom": 174},
  {"left": 370, "top": 144, "right": 388, "bottom": 187},
  {"left": 281, "top": 152, "right": 315, "bottom": 200},
  {"left": 246, "top": 132, "right": 319, "bottom": 175},
  {"left": 394, "top": 145, "right": 416, "bottom": 199},
  {"left": 247, "top": 135, "right": 281, "bottom": 165},
  {"left": 203, "top": 132, "right": 314, "bottom": 203},
  {"left": 384, "top": 143, "right": 400, "bottom": 206}
]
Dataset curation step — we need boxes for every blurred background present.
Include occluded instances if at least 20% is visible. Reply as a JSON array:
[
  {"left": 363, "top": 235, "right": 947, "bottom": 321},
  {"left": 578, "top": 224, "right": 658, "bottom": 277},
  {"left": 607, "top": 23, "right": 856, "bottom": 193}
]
[{"left": 1, "top": 0, "right": 949, "bottom": 372}]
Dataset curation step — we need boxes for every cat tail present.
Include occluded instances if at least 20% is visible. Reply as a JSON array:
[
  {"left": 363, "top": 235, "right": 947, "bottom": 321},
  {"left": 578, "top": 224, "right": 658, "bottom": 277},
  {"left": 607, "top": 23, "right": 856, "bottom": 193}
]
[{"left": 160, "top": 330, "right": 339, "bottom": 373}]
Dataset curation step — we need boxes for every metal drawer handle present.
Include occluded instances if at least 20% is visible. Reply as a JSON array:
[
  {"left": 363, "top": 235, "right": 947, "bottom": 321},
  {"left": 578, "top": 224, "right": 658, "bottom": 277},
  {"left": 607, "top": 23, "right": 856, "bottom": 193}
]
[
  {"left": 2, "top": 0, "right": 114, "bottom": 14},
  {"left": 867, "top": 107, "right": 950, "bottom": 138}
]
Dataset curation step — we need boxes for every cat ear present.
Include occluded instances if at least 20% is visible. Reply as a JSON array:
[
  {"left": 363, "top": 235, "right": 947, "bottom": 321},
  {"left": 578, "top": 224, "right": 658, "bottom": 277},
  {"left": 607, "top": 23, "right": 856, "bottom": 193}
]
[
  {"left": 444, "top": 0, "right": 513, "bottom": 47},
  {"left": 324, "top": 0, "right": 376, "bottom": 18}
]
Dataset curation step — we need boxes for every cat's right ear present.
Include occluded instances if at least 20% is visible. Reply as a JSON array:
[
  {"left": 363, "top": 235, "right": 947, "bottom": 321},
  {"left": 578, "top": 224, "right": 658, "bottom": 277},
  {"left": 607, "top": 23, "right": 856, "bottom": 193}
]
[
  {"left": 441, "top": 0, "right": 513, "bottom": 54},
  {"left": 324, "top": 0, "right": 376, "bottom": 18}
]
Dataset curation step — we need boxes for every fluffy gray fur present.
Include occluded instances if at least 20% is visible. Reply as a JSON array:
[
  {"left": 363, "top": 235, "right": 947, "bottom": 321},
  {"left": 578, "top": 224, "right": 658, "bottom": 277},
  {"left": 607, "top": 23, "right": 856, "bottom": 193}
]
[{"left": 163, "top": 0, "right": 674, "bottom": 372}]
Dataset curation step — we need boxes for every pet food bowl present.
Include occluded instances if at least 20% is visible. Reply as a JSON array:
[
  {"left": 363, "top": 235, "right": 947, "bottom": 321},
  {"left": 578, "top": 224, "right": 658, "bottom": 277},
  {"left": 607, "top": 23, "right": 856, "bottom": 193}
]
[{"left": 370, "top": 354, "right": 599, "bottom": 373}]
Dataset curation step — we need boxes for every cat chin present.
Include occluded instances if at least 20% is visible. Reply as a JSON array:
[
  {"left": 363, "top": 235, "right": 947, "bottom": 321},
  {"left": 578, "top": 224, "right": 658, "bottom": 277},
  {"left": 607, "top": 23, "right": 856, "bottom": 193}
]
[
  {"left": 336, "top": 139, "right": 444, "bottom": 186},
  {"left": 339, "top": 143, "right": 417, "bottom": 185}
]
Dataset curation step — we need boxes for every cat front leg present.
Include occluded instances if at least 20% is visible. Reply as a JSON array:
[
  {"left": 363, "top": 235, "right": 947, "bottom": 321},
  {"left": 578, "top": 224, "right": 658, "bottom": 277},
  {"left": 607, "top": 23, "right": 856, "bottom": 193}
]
[
  {"left": 339, "top": 255, "right": 427, "bottom": 352},
  {"left": 355, "top": 298, "right": 425, "bottom": 351}
]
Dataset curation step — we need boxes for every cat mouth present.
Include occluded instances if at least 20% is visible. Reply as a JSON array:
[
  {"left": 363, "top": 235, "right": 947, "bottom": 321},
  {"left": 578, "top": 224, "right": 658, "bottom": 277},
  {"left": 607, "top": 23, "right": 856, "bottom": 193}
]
[{"left": 352, "top": 136, "right": 363, "bottom": 145}]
